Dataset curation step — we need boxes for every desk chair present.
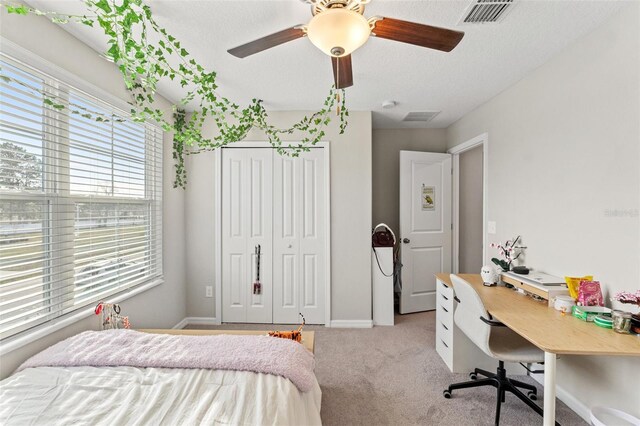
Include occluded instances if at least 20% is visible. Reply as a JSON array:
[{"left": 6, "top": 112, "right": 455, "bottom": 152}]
[{"left": 443, "top": 275, "right": 551, "bottom": 425}]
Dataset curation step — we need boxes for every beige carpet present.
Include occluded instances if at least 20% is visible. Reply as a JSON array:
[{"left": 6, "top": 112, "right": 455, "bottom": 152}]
[{"left": 187, "top": 311, "right": 586, "bottom": 425}]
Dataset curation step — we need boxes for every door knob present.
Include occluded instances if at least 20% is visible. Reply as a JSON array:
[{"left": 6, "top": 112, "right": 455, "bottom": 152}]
[{"left": 403, "top": 238, "right": 410, "bottom": 244}]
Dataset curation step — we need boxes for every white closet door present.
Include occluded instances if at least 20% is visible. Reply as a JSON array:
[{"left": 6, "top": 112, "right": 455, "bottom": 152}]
[
  {"left": 222, "top": 148, "right": 273, "bottom": 323},
  {"left": 273, "top": 149, "right": 326, "bottom": 324}
]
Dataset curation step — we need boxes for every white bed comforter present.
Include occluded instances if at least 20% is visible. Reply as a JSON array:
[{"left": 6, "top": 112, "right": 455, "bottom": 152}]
[{"left": 0, "top": 366, "right": 322, "bottom": 425}]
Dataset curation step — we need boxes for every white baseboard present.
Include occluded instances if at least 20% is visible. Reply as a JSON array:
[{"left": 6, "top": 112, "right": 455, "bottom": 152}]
[
  {"left": 173, "top": 317, "right": 221, "bottom": 329},
  {"left": 329, "top": 319, "right": 373, "bottom": 328},
  {"left": 172, "top": 318, "right": 189, "bottom": 329},
  {"left": 531, "top": 373, "right": 590, "bottom": 422}
]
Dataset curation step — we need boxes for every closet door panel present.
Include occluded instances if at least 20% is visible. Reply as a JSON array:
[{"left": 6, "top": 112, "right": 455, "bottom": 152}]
[
  {"left": 222, "top": 148, "right": 273, "bottom": 323},
  {"left": 246, "top": 150, "right": 273, "bottom": 323},
  {"left": 299, "top": 150, "right": 325, "bottom": 324},
  {"left": 273, "top": 155, "right": 300, "bottom": 323},
  {"left": 222, "top": 150, "right": 248, "bottom": 322}
]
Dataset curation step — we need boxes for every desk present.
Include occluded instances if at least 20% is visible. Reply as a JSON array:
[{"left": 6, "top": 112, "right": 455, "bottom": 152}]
[
  {"left": 138, "top": 329, "right": 315, "bottom": 354},
  {"left": 436, "top": 273, "right": 640, "bottom": 426}
]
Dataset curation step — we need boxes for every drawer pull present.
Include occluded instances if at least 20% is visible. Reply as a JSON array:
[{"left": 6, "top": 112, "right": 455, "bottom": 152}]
[
  {"left": 440, "top": 281, "right": 449, "bottom": 289},
  {"left": 440, "top": 339, "right": 449, "bottom": 348},
  {"left": 441, "top": 323, "right": 449, "bottom": 331},
  {"left": 441, "top": 294, "right": 449, "bottom": 301},
  {"left": 441, "top": 305, "right": 449, "bottom": 313}
]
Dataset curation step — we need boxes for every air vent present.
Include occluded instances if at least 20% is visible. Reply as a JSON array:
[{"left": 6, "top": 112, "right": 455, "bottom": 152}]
[
  {"left": 402, "top": 111, "right": 440, "bottom": 122},
  {"left": 460, "top": 0, "right": 515, "bottom": 24}
]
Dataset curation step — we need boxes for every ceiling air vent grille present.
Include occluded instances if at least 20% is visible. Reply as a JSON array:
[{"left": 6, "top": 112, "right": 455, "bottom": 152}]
[
  {"left": 402, "top": 111, "right": 440, "bottom": 122},
  {"left": 460, "top": 0, "right": 515, "bottom": 24}
]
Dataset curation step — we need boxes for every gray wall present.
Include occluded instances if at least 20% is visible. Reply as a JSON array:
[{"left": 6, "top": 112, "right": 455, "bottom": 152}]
[
  {"left": 0, "top": 8, "right": 186, "bottom": 378},
  {"left": 446, "top": 3, "right": 639, "bottom": 417},
  {"left": 185, "top": 112, "right": 373, "bottom": 323},
  {"left": 458, "top": 146, "right": 483, "bottom": 273},
  {"left": 372, "top": 129, "right": 447, "bottom": 236}
]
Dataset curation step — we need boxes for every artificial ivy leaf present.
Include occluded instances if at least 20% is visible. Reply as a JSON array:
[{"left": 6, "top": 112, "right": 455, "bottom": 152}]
[
  {"left": 6, "top": 5, "right": 30, "bottom": 15},
  {"left": 94, "top": 0, "right": 112, "bottom": 13}
]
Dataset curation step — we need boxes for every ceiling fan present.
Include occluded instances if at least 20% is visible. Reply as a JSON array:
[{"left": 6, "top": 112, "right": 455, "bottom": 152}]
[{"left": 227, "top": 0, "right": 465, "bottom": 89}]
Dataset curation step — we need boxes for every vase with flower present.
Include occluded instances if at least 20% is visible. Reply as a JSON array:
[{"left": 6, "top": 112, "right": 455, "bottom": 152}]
[{"left": 489, "top": 235, "right": 525, "bottom": 272}]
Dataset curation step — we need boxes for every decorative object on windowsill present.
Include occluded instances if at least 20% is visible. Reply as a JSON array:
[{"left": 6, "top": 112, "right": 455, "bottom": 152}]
[
  {"left": 1, "top": 0, "right": 349, "bottom": 189},
  {"left": 95, "top": 302, "right": 131, "bottom": 330},
  {"left": 480, "top": 265, "right": 499, "bottom": 287},
  {"left": 489, "top": 235, "right": 527, "bottom": 272},
  {"left": 269, "top": 313, "right": 305, "bottom": 344}
]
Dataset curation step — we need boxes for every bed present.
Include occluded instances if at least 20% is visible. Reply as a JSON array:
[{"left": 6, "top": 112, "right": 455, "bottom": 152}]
[{"left": 0, "top": 329, "right": 321, "bottom": 425}]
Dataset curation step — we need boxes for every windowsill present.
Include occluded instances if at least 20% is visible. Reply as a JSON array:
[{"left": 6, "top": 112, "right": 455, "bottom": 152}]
[{"left": 0, "top": 278, "right": 164, "bottom": 357}]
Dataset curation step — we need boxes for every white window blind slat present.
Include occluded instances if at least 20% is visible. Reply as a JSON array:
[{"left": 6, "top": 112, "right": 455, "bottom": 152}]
[{"left": 0, "top": 53, "right": 163, "bottom": 341}]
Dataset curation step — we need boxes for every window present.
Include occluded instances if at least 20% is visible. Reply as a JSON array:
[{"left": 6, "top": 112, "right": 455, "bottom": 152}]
[{"left": 0, "top": 53, "right": 163, "bottom": 341}]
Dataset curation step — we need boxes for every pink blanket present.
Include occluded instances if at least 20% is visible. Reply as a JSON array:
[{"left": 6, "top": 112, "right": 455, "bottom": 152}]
[{"left": 17, "top": 330, "right": 316, "bottom": 392}]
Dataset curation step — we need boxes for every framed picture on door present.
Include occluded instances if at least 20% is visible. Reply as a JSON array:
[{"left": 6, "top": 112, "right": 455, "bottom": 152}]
[{"left": 422, "top": 184, "right": 435, "bottom": 211}]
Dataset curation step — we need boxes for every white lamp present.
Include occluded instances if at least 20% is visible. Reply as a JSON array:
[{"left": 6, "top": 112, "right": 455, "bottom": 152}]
[{"left": 306, "top": 8, "right": 371, "bottom": 57}]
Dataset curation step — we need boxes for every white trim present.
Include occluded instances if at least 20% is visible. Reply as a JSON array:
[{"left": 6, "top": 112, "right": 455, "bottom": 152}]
[
  {"left": 0, "top": 279, "right": 163, "bottom": 356},
  {"left": 214, "top": 142, "right": 332, "bottom": 325},
  {"left": 329, "top": 320, "right": 373, "bottom": 328},
  {"left": 531, "top": 371, "right": 590, "bottom": 422},
  {"left": 214, "top": 148, "right": 223, "bottom": 324},
  {"left": 172, "top": 318, "right": 189, "bottom": 330},
  {"left": 0, "top": 38, "right": 143, "bottom": 124},
  {"left": 323, "top": 142, "right": 332, "bottom": 328},
  {"left": 180, "top": 317, "right": 222, "bottom": 327},
  {"left": 449, "top": 133, "right": 489, "bottom": 271}
]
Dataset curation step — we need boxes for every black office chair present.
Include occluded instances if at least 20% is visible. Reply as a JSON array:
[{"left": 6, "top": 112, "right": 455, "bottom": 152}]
[{"left": 442, "top": 275, "right": 557, "bottom": 426}]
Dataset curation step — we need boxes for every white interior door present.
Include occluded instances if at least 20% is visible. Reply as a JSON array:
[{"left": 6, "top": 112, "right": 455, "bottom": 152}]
[
  {"left": 222, "top": 148, "right": 273, "bottom": 323},
  {"left": 399, "top": 151, "right": 452, "bottom": 314},
  {"left": 273, "top": 149, "right": 326, "bottom": 324}
]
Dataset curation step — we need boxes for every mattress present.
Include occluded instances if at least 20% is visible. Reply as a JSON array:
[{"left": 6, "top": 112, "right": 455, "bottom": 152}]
[{"left": 0, "top": 366, "right": 322, "bottom": 425}]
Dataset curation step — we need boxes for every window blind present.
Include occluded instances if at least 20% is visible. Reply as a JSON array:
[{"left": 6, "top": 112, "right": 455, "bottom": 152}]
[{"left": 0, "top": 54, "right": 163, "bottom": 340}]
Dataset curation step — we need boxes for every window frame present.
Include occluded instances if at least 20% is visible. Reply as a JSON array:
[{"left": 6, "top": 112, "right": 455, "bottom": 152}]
[{"left": 0, "top": 39, "right": 164, "bottom": 353}]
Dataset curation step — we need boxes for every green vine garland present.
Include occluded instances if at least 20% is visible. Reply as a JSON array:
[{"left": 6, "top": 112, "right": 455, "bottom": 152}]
[{"left": 1, "top": 0, "right": 349, "bottom": 188}]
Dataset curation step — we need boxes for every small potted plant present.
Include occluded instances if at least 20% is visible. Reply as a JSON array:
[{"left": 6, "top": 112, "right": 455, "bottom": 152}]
[{"left": 489, "top": 235, "right": 523, "bottom": 272}]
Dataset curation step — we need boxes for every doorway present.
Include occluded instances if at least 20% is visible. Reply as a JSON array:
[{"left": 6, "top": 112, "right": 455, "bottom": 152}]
[{"left": 449, "top": 133, "right": 488, "bottom": 273}]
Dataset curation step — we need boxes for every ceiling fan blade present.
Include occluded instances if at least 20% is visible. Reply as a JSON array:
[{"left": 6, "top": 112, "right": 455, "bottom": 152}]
[
  {"left": 228, "top": 26, "right": 306, "bottom": 58},
  {"left": 331, "top": 55, "right": 353, "bottom": 89},
  {"left": 372, "top": 17, "right": 464, "bottom": 52}
]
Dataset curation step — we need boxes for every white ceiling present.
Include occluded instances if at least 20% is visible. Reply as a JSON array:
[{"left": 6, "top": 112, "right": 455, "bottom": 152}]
[{"left": 25, "top": 0, "right": 628, "bottom": 128}]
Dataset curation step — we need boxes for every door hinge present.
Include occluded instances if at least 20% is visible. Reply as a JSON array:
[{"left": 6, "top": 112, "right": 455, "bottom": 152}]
[{"left": 451, "top": 223, "right": 453, "bottom": 230}]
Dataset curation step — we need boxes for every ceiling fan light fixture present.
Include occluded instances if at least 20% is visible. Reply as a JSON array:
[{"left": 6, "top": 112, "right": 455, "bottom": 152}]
[{"left": 306, "top": 8, "right": 371, "bottom": 57}]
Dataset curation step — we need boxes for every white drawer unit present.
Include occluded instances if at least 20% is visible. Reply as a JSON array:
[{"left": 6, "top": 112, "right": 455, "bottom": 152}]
[
  {"left": 435, "top": 276, "right": 519, "bottom": 374},
  {"left": 435, "top": 279, "right": 455, "bottom": 370}
]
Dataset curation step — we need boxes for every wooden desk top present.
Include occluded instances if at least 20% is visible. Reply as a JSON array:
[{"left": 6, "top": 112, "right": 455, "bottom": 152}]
[
  {"left": 138, "top": 329, "right": 315, "bottom": 354},
  {"left": 436, "top": 273, "right": 640, "bottom": 356}
]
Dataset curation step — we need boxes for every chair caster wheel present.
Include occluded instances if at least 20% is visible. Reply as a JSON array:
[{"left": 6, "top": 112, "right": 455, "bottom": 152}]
[
  {"left": 528, "top": 391, "right": 537, "bottom": 400},
  {"left": 469, "top": 372, "right": 478, "bottom": 380},
  {"left": 443, "top": 390, "right": 452, "bottom": 399}
]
